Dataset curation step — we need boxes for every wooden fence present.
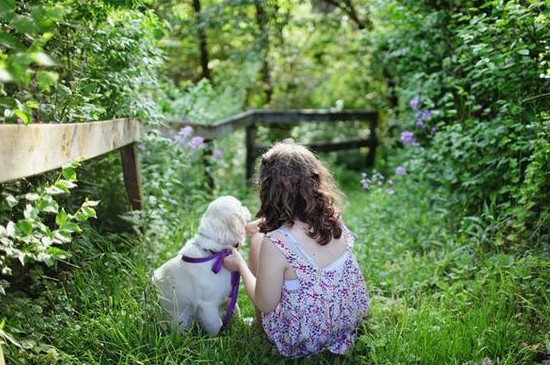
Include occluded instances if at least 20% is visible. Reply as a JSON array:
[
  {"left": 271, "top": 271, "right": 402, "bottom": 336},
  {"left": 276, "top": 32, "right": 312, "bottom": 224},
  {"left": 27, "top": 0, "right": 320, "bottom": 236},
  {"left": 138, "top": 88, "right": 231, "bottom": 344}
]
[
  {"left": 0, "top": 118, "right": 143, "bottom": 210},
  {"left": 0, "top": 109, "right": 378, "bottom": 206},
  {"left": 169, "top": 109, "right": 378, "bottom": 180}
]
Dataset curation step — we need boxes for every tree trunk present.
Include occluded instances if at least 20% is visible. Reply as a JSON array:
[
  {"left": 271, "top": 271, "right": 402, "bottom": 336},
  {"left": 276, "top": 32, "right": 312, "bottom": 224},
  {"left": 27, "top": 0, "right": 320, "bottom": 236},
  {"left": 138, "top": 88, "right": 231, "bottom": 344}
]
[
  {"left": 255, "top": 0, "right": 273, "bottom": 105},
  {"left": 192, "top": 0, "right": 211, "bottom": 81}
]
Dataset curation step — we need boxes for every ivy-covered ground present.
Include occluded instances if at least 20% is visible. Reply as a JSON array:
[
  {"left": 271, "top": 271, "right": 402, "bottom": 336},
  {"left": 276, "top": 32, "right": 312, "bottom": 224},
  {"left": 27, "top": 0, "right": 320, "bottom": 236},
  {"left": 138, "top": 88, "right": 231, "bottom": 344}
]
[{"left": 1, "top": 161, "right": 549, "bottom": 365}]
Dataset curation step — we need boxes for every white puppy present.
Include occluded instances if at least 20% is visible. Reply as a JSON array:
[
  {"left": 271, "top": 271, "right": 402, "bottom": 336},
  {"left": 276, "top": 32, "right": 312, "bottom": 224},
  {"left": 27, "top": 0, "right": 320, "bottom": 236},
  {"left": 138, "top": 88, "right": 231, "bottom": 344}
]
[{"left": 152, "top": 195, "right": 251, "bottom": 335}]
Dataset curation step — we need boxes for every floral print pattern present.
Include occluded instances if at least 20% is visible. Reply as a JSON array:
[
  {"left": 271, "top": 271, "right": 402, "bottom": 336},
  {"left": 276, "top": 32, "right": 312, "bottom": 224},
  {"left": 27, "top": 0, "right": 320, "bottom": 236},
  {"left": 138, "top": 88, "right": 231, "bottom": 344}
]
[{"left": 261, "top": 224, "right": 370, "bottom": 358}]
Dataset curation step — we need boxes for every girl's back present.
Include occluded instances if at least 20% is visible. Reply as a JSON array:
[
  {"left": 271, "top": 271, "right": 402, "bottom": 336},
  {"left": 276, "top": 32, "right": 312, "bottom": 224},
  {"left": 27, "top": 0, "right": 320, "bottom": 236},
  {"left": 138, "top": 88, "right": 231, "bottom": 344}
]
[{"left": 261, "top": 221, "right": 370, "bottom": 358}]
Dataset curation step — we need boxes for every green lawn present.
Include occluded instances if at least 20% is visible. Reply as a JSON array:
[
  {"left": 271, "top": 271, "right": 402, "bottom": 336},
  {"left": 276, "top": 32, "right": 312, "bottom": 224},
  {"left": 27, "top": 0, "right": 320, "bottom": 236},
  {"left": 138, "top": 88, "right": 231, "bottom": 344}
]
[{"left": 2, "top": 174, "right": 549, "bottom": 364}]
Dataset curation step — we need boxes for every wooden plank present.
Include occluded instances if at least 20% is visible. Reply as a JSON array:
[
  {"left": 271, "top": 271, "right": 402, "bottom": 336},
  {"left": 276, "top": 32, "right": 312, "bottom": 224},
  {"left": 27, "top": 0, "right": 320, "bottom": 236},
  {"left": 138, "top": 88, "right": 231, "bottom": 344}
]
[
  {"left": 252, "top": 109, "right": 378, "bottom": 124},
  {"left": 0, "top": 119, "right": 141, "bottom": 184},
  {"left": 202, "top": 139, "right": 215, "bottom": 190},
  {"left": 366, "top": 114, "right": 378, "bottom": 166},
  {"left": 307, "top": 139, "right": 376, "bottom": 153},
  {"left": 255, "top": 139, "right": 376, "bottom": 155},
  {"left": 167, "top": 109, "right": 377, "bottom": 138},
  {"left": 170, "top": 110, "right": 254, "bottom": 140},
  {"left": 119, "top": 144, "right": 143, "bottom": 210},
  {"left": 0, "top": 341, "right": 4, "bottom": 365}
]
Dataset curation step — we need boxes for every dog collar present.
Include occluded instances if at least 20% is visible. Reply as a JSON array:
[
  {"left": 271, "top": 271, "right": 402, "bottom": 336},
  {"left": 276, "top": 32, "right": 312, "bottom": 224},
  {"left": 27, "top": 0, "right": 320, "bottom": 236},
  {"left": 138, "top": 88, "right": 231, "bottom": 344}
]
[{"left": 181, "top": 250, "right": 240, "bottom": 331}]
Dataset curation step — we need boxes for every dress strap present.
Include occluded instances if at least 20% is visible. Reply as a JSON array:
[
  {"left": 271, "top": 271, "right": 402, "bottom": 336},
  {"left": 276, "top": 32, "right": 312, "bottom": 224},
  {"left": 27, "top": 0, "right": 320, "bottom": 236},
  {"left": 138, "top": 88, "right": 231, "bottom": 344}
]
[
  {"left": 279, "top": 227, "right": 318, "bottom": 268},
  {"left": 341, "top": 223, "right": 355, "bottom": 251},
  {"left": 265, "top": 229, "right": 300, "bottom": 265},
  {"left": 266, "top": 228, "right": 315, "bottom": 279}
]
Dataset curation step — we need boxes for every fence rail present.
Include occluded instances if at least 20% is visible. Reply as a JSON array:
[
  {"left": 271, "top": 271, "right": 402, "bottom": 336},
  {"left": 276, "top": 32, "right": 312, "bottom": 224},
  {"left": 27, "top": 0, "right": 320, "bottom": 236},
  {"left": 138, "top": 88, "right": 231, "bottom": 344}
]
[
  {"left": 170, "top": 109, "right": 378, "bottom": 180},
  {"left": 0, "top": 118, "right": 143, "bottom": 209}
]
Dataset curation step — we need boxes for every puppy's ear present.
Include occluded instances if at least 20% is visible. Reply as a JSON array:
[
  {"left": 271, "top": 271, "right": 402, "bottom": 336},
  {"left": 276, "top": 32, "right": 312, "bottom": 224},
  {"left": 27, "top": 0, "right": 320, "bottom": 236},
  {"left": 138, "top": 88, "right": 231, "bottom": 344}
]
[{"left": 221, "top": 212, "right": 247, "bottom": 245}]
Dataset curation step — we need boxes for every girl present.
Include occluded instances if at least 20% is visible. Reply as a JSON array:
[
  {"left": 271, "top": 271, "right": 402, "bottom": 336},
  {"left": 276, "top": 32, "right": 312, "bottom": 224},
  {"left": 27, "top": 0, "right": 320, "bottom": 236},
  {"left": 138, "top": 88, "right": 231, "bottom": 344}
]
[{"left": 223, "top": 141, "right": 369, "bottom": 358}]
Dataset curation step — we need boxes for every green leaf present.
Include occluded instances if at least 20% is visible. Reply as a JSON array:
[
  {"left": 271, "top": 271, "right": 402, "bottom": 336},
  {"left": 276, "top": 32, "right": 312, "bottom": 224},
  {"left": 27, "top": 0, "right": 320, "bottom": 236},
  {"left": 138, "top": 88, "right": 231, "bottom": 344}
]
[
  {"left": 57, "top": 84, "right": 72, "bottom": 96},
  {"left": 25, "top": 193, "right": 40, "bottom": 202},
  {"left": 25, "top": 99, "right": 40, "bottom": 109},
  {"left": 76, "top": 206, "right": 96, "bottom": 221},
  {"left": 55, "top": 179, "right": 77, "bottom": 190},
  {"left": 16, "top": 219, "right": 33, "bottom": 235},
  {"left": 4, "top": 193, "right": 18, "bottom": 207},
  {"left": 55, "top": 209, "right": 68, "bottom": 226},
  {"left": 0, "top": 31, "right": 24, "bottom": 49},
  {"left": 5, "top": 221, "right": 15, "bottom": 237},
  {"left": 11, "top": 15, "right": 36, "bottom": 35},
  {"left": 517, "top": 49, "right": 530, "bottom": 56},
  {"left": 36, "top": 71, "right": 59, "bottom": 92},
  {"left": 13, "top": 109, "right": 30, "bottom": 124},
  {"left": 59, "top": 221, "right": 79, "bottom": 233},
  {"left": 45, "top": 185, "right": 66, "bottom": 195},
  {"left": 23, "top": 204, "right": 37, "bottom": 219},
  {"left": 47, "top": 246, "right": 71, "bottom": 259},
  {"left": 61, "top": 166, "right": 77, "bottom": 181},
  {"left": 30, "top": 52, "right": 55, "bottom": 67},
  {"left": 82, "top": 199, "right": 100, "bottom": 208},
  {"left": 54, "top": 230, "right": 72, "bottom": 243}
]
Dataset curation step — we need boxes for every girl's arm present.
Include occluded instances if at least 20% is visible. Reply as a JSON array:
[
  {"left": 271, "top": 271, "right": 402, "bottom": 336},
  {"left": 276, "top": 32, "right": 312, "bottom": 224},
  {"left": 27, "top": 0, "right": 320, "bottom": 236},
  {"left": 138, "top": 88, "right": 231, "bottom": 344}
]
[{"left": 224, "top": 236, "right": 286, "bottom": 313}]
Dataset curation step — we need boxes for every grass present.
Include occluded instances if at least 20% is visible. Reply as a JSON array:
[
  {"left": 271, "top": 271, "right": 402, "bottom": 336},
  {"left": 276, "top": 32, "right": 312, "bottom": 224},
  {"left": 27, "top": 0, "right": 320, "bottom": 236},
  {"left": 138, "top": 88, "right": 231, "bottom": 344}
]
[{"left": 1, "top": 169, "right": 549, "bottom": 364}]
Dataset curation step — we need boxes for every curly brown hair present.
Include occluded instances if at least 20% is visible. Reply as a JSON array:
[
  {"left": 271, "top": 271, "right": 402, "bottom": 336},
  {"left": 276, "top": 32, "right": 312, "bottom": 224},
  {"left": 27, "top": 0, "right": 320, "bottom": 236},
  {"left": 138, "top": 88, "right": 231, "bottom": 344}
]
[{"left": 256, "top": 141, "right": 344, "bottom": 245}]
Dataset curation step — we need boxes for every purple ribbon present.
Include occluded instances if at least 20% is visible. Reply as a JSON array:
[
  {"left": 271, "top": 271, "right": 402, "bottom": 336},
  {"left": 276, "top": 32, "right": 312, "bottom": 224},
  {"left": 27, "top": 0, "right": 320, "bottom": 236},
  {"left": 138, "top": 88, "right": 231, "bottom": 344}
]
[{"left": 181, "top": 249, "right": 240, "bottom": 331}]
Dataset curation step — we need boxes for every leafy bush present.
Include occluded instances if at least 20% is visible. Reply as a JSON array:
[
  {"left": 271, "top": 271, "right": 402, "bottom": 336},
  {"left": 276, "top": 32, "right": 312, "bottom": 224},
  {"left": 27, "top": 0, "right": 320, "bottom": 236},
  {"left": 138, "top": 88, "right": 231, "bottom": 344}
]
[
  {"left": 1, "top": 0, "right": 165, "bottom": 124},
  {"left": 373, "top": 0, "right": 550, "bottom": 243},
  {"left": 0, "top": 164, "right": 97, "bottom": 294}
]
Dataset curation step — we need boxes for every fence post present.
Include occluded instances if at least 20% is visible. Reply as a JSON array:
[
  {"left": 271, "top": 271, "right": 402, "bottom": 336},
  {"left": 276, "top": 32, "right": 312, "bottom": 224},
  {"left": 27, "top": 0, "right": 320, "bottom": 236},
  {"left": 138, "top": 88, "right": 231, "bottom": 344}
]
[
  {"left": 203, "top": 139, "right": 215, "bottom": 190},
  {"left": 245, "top": 123, "right": 257, "bottom": 182},
  {"left": 366, "top": 113, "right": 378, "bottom": 167},
  {"left": 120, "top": 143, "right": 143, "bottom": 210}
]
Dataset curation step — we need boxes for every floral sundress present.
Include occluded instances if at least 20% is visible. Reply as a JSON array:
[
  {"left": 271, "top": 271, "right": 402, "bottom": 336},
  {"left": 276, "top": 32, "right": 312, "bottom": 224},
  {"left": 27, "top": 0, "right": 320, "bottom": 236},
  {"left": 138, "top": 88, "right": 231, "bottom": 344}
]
[{"left": 261, "top": 224, "right": 370, "bottom": 358}]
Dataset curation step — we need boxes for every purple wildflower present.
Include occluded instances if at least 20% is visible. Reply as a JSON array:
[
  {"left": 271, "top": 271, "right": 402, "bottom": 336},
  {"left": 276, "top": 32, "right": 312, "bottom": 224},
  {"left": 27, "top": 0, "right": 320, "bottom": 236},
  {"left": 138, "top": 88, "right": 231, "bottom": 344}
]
[
  {"left": 431, "top": 125, "right": 439, "bottom": 132},
  {"left": 360, "top": 173, "right": 370, "bottom": 189},
  {"left": 179, "top": 126, "right": 193, "bottom": 138},
  {"left": 212, "top": 148, "right": 224, "bottom": 160},
  {"left": 421, "top": 109, "right": 432, "bottom": 120},
  {"left": 138, "top": 143, "right": 146, "bottom": 151},
  {"left": 410, "top": 97, "right": 419, "bottom": 109},
  {"left": 400, "top": 131, "right": 415, "bottom": 145},
  {"left": 188, "top": 136, "right": 204, "bottom": 149},
  {"left": 16, "top": 118, "right": 23, "bottom": 124},
  {"left": 416, "top": 120, "right": 425, "bottom": 128},
  {"left": 173, "top": 126, "right": 194, "bottom": 145},
  {"left": 395, "top": 166, "right": 406, "bottom": 175}
]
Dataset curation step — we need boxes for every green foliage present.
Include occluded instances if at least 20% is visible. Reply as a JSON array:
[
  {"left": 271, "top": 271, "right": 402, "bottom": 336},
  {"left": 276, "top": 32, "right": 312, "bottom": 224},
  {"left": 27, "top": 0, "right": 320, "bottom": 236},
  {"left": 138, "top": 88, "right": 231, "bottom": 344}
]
[
  {"left": 51, "top": 6, "right": 165, "bottom": 123},
  {"left": 0, "top": 164, "right": 98, "bottom": 294},
  {"left": 169, "top": 61, "right": 261, "bottom": 124},
  {"left": 373, "top": 0, "right": 550, "bottom": 242},
  {"left": 0, "top": 0, "right": 65, "bottom": 123},
  {"left": 1, "top": 0, "right": 165, "bottom": 124},
  {"left": 346, "top": 176, "right": 550, "bottom": 364}
]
